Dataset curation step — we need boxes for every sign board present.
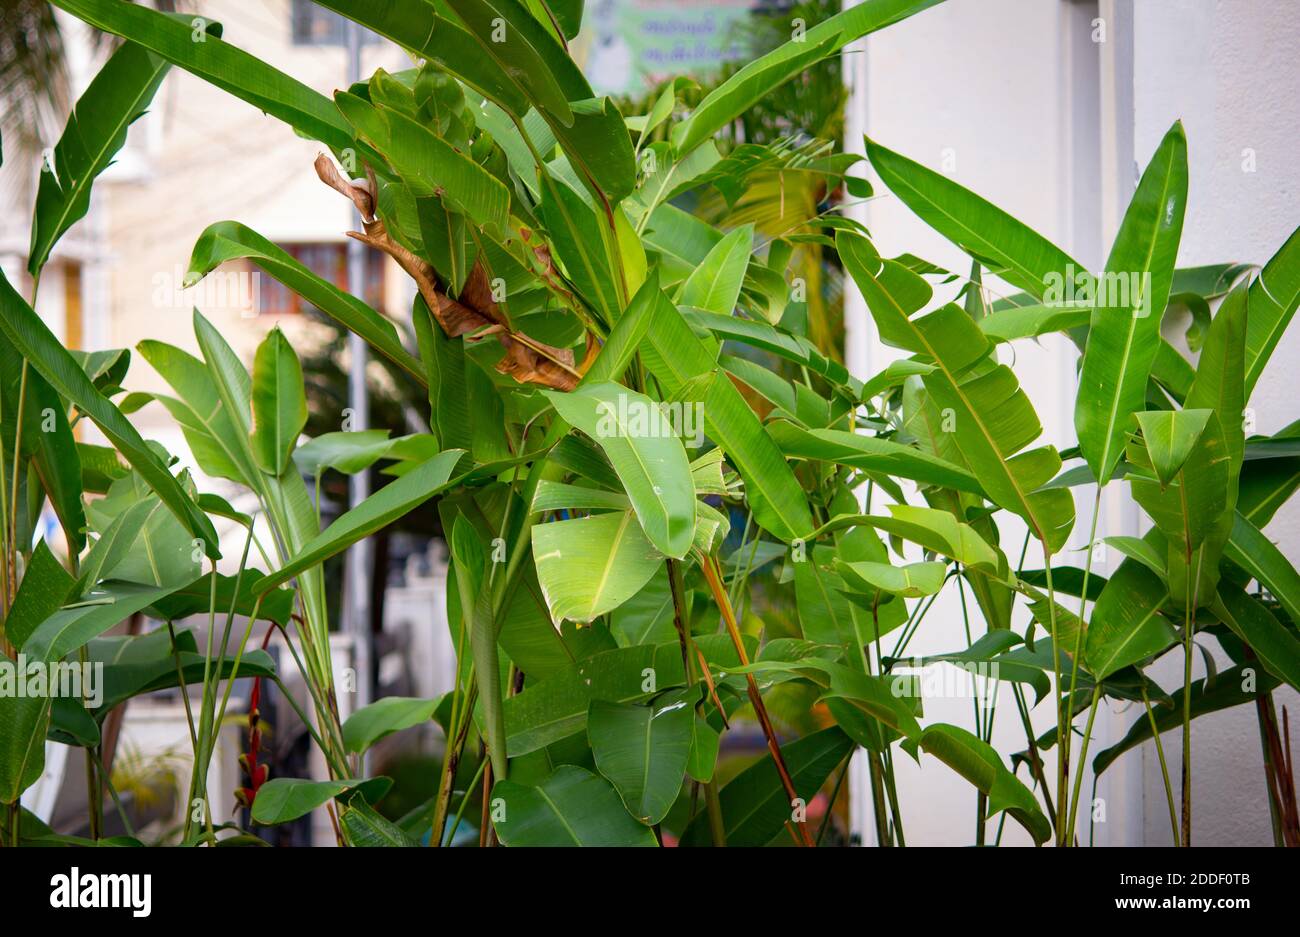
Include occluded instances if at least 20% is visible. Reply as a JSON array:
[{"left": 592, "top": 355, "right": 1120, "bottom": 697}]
[{"left": 579, "top": 0, "right": 756, "bottom": 96}]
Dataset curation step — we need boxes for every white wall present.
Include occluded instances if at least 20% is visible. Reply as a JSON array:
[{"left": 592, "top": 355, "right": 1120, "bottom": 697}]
[
  {"left": 1130, "top": 0, "right": 1300, "bottom": 847},
  {"left": 848, "top": 0, "right": 1102, "bottom": 847},
  {"left": 844, "top": 0, "right": 1298, "bottom": 845}
]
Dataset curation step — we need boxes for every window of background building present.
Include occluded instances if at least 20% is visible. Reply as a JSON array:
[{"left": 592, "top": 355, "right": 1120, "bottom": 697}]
[
  {"left": 290, "top": 0, "right": 379, "bottom": 46},
  {"left": 258, "top": 243, "right": 384, "bottom": 316}
]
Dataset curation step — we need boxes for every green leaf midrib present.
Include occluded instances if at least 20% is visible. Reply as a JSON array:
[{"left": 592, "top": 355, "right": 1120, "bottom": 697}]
[
  {"left": 1093, "top": 143, "right": 1179, "bottom": 480},
  {"left": 535, "top": 784, "right": 584, "bottom": 845},
  {"left": 1091, "top": 588, "right": 1171, "bottom": 678},
  {"left": 638, "top": 710, "right": 654, "bottom": 820},
  {"left": 593, "top": 393, "right": 688, "bottom": 552},
  {"left": 587, "top": 511, "right": 636, "bottom": 619},
  {"left": 702, "top": 373, "right": 811, "bottom": 541}
]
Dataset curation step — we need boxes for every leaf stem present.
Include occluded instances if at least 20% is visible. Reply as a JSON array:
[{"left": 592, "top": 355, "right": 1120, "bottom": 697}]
[
  {"left": 444, "top": 755, "right": 488, "bottom": 846},
  {"left": 430, "top": 678, "right": 478, "bottom": 846},
  {"left": 1064, "top": 684, "right": 1102, "bottom": 844},
  {"left": 866, "top": 750, "right": 891, "bottom": 846},
  {"left": 699, "top": 553, "right": 813, "bottom": 847},
  {"left": 1062, "top": 486, "right": 1103, "bottom": 832},
  {"left": 817, "top": 754, "right": 852, "bottom": 845},
  {"left": 1142, "top": 685, "right": 1179, "bottom": 845},
  {"left": 1180, "top": 550, "right": 1203, "bottom": 846},
  {"left": 1011, "top": 684, "right": 1057, "bottom": 830},
  {"left": 8, "top": 362, "right": 28, "bottom": 583},
  {"left": 955, "top": 566, "right": 986, "bottom": 844},
  {"left": 270, "top": 674, "right": 331, "bottom": 759},
  {"left": 1041, "top": 551, "right": 1068, "bottom": 846}
]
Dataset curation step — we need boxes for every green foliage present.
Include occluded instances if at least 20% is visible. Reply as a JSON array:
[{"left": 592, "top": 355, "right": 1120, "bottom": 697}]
[
  {"left": 1075, "top": 122, "right": 1188, "bottom": 484},
  {"left": 6, "top": 0, "right": 1294, "bottom": 849}
]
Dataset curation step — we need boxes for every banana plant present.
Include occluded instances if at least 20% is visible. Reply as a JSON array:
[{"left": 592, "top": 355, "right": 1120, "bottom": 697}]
[
  {"left": 0, "top": 30, "right": 301, "bottom": 846},
  {"left": 7, "top": 0, "right": 1294, "bottom": 849},
  {"left": 859, "top": 120, "right": 1300, "bottom": 846}
]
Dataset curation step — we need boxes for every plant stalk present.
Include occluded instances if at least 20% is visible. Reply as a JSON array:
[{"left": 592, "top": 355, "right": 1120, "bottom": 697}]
[
  {"left": 1064, "top": 684, "right": 1102, "bottom": 844},
  {"left": 699, "top": 553, "right": 814, "bottom": 847},
  {"left": 1142, "top": 685, "right": 1179, "bottom": 846},
  {"left": 1062, "top": 487, "right": 1103, "bottom": 842}
]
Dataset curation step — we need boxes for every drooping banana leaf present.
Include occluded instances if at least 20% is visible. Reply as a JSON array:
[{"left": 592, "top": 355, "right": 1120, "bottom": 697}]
[
  {"left": 79, "top": 628, "right": 277, "bottom": 722},
  {"left": 768, "top": 421, "right": 983, "bottom": 496},
  {"left": 542, "top": 382, "right": 696, "bottom": 558},
  {"left": 19, "top": 581, "right": 189, "bottom": 664},
  {"left": 1092, "top": 662, "right": 1277, "bottom": 776},
  {"left": 1224, "top": 512, "right": 1300, "bottom": 634},
  {"left": 256, "top": 449, "right": 465, "bottom": 593},
  {"left": 1210, "top": 584, "right": 1300, "bottom": 693},
  {"left": 312, "top": 0, "right": 529, "bottom": 115},
  {"left": 911, "top": 724, "right": 1052, "bottom": 845},
  {"left": 840, "top": 233, "right": 1073, "bottom": 552},
  {"left": 29, "top": 40, "right": 169, "bottom": 276},
  {"left": 809, "top": 504, "right": 1001, "bottom": 573}
]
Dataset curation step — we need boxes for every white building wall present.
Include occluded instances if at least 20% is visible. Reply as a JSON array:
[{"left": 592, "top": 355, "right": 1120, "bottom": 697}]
[
  {"left": 846, "top": 0, "right": 1298, "bottom": 845},
  {"left": 1130, "top": 0, "right": 1300, "bottom": 847}
]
